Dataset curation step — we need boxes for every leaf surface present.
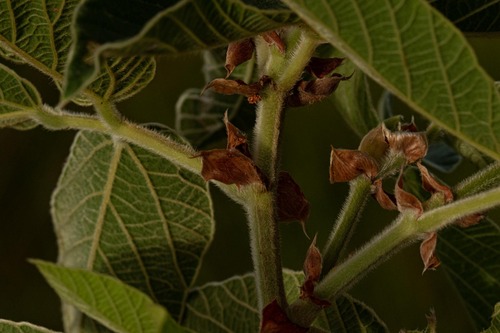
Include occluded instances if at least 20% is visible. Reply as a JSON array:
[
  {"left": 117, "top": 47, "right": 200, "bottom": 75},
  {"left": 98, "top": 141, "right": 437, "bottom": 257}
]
[
  {"left": 51, "top": 131, "right": 214, "bottom": 328},
  {"left": 64, "top": 0, "right": 299, "bottom": 100},
  {"left": 0, "top": 320, "right": 61, "bottom": 333},
  {"left": 32, "top": 260, "right": 188, "bottom": 333},
  {"left": 0, "top": 0, "right": 155, "bottom": 104},
  {"left": 282, "top": 0, "right": 500, "bottom": 160},
  {"left": 183, "top": 270, "right": 387, "bottom": 332},
  {"left": 438, "top": 218, "right": 500, "bottom": 329},
  {"left": 0, "top": 63, "right": 39, "bottom": 129}
]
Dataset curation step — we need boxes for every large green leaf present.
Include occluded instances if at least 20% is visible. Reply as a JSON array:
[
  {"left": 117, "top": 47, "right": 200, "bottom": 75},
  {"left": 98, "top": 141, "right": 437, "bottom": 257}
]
[
  {"left": 0, "top": 63, "right": 39, "bottom": 129},
  {"left": 482, "top": 303, "right": 500, "bottom": 333},
  {"left": 183, "top": 270, "right": 387, "bottom": 332},
  {"left": 51, "top": 131, "right": 214, "bottom": 330},
  {"left": 0, "top": 0, "right": 155, "bottom": 104},
  {"left": 438, "top": 218, "right": 500, "bottom": 330},
  {"left": 433, "top": 0, "right": 500, "bottom": 33},
  {"left": 282, "top": 0, "right": 500, "bottom": 160},
  {"left": 63, "top": 0, "right": 299, "bottom": 100},
  {"left": 0, "top": 320, "right": 60, "bottom": 333},
  {"left": 175, "top": 49, "right": 256, "bottom": 146},
  {"left": 32, "top": 260, "right": 189, "bottom": 333}
]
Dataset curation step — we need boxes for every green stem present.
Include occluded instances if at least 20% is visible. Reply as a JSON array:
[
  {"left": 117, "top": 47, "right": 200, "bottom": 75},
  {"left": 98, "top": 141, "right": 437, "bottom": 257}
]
[
  {"left": 454, "top": 162, "right": 500, "bottom": 198},
  {"left": 322, "top": 176, "right": 371, "bottom": 271},
  {"left": 289, "top": 185, "right": 500, "bottom": 327}
]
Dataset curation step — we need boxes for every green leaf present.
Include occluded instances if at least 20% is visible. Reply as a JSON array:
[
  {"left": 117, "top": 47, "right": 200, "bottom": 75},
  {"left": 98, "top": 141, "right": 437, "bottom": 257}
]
[
  {"left": 0, "top": 63, "right": 39, "bottom": 129},
  {"left": 482, "top": 303, "right": 500, "bottom": 333},
  {"left": 0, "top": 0, "right": 155, "bottom": 104},
  {"left": 183, "top": 270, "right": 387, "bottom": 332},
  {"left": 175, "top": 49, "right": 256, "bottom": 146},
  {"left": 438, "top": 219, "right": 500, "bottom": 329},
  {"left": 433, "top": 0, "right": 500, "bottom": 33},
  {"left": 51, "top": 131, "right": 214, "bottom": 328},
  {"left": 64, "top": 0, "right": 299, "bottom": 100},
  {"left": 282, "top": 0, "right": 500, "bottom": 160},
  {"left": 0, "top": 320, "right": 61, "bottom": 333},
  {"left": 31, "top": 260, "right": 188, "bottom": 333}
]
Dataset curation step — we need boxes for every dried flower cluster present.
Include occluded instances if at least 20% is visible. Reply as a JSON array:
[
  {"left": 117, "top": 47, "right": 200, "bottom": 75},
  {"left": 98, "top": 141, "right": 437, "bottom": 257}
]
[{"left": 330, "top": 122, "right": 484, "bottom": 272}]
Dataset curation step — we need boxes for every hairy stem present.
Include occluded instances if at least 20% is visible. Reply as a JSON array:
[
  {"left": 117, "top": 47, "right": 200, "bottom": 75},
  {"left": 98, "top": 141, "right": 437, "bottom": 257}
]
[{"left": 322, "top": 176, "right": 371, "bottom": 271}]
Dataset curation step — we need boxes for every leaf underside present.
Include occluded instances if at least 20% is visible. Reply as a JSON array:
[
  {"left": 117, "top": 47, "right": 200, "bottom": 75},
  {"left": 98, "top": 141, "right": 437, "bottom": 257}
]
[
  {"left": 51, "top": 131, "right": 214, "bottom": 331},
  {"left": 0, "top": 0, "right": 155, "bottom": 104},
  {"left": 0, "top": 320, "right": 61, "bottom": 333},
  {"left": 282, "top": 0, "right": 500, "bottom": 161}
]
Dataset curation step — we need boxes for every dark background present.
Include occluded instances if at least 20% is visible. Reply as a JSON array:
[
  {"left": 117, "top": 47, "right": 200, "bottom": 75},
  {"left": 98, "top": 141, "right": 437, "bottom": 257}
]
[{"left": 0, "top": 37, "right": 499, "bottom": 332}]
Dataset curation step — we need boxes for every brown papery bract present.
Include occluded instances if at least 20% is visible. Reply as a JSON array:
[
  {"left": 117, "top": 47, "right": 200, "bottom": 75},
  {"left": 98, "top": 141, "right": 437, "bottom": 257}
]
[
  {"left": 420, "top": 232, "right": 441, "bottom": 273},
  {"left": 260, "top": 300, "right": 308, "bottom": 333},
  {"left": 225, "top": 38, "right": 255, "bottom": 78},
  {"left": 395, "top": 171, "right": 424, "bottom": 216},
  {"left": 261, "top": 31, "right": 286, "bottom": 53},
  {"left": 224, "top": 111, "right": 251, "bottom": 157},
  {"left": 417, "top": 162, "right": 453, "bottom": 203},
  {"left": 306, "top": 57, "right": 344, "bottom": 78},
  {"left": 286, "top": 74, "right": 351, "bottom": 107},
  {"left": 329, "top": 147, "right": 378, "bottom": 183},
  {"left": 196, "top": 149, "right": 266, "bottom": 187},
  {"left": 276, "top": 172, "right": 310, "bottom": 235},
  {"left": 203, "top": 76, "right": 272, "bottom": 104},
  {"left": 358, "top": 124, "right": 389, "bottom": 163},
  {"left": 456, "top": 213, "right": 485, "bottom": 228},
  {"left": 384, "top": 127, "right": 428, "bottom": 164},
  {"left": 372, "top": 179, "right": 398, "bottom": 211}
]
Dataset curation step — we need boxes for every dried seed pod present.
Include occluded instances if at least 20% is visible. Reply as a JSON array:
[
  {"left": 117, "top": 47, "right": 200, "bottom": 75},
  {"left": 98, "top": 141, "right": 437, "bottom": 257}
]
[
  {"left": 261, "top": 31, "right": 286, "bottom": 53},
  {"left": 384, "top": 127, "right": 428, "bottom": 163},
  {"left": 286, "top": 74, "right": 352, "bottom": 107},
  {"left": 196, "top": 149, "right": 266, "bottom": 187},
  {"left": 372, "top": 179, "right": 398, "bottom": 210},
  {"left": 225, "top": 38, "right": 255, "bottom": 78},
  {"left": 395, "top": 171, "right": 423, "bottom": 216},
  {"left": 420, "top": 232, "right": 441, "bottom": 273},
  {"left": 329, "top": 147, "right": 378, "bottom": 183},
  {"left": 276, "top": 172, "right": 310, "bottom": 235},
  {"left": 224, "top": 111, "right": 251, "bottom": 157},
  {"left": 306, "top": 57, "right": 344, "bottom": 78},
  {"left": 417, "top": 162, "right": 453, "bottom": 203}
]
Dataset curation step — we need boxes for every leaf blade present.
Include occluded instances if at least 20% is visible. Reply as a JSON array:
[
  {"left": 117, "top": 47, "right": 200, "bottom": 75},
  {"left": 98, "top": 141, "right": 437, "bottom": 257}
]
[
  {"left": 51, "top": 131, "right": 214, "bottom": 328},
  {"left": 32, "top": 260, "right": 187, "bottom": 333},
  {"left": 0, "top": 320, "right": 61, "bottom": 333},
  {"left": 282, "top": 0, "right": 500, "bottom": 160}
]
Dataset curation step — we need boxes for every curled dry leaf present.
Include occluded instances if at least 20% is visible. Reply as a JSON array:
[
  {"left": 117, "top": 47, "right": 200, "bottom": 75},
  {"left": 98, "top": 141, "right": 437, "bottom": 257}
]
[
  {"left": 225, "top": 38, "right": 255, "bottom": 78},
  {"left": 329, "top": 147, "right": 379, "bottom": 183},
  {"left": 358, "top": 124, "right": 390, "bottom": 163},
  {"left": 260, "top": 300, "right": 309, "bottom": 333},
  {"left": 276, "top": 172, "right": 310, "bottom": 235},
  {"left": 420, "top": 232, "right": 441, "bottom": 273},
  {"left": 261, "top": 31, "right": 286, "bottom": 53},
  {"left": 372, "top": 179, "right": 398, "bottom": 210},
  {"left": 306, "top": 57, "right": 344, "bottom": 78},
  {"left": 196, "top": 149, "right": 266, "bottom": 187},
  {"left": 203, "top": 75, "right": 272, "bottom": 104},
  {"left": 384, "top": 127, "right": 428, "bottom": 163},
  {"left": 224, "top": 111, "right": 251, "bottom": 157},
  {"left": 417, "top": 162, "right": 453, "bottom": 203},
  {"left": 395, "top": 171, "right": 424, "bottom": 216},
  {"left": 286, "top": 74, "right": 351, "bottom": 107}
]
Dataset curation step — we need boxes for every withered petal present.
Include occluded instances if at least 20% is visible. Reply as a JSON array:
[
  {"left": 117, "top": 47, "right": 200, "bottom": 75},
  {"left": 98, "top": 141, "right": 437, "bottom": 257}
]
[
  {"left": 417, "top": 162, "right": 453, "bottom": 203},
  {"left": 330, "top": 147, "right": 379, "bottom": 183},
  {"left": 225, "top": 38, "right": 255, "bottom": 78},
  {"left": 420, "top": 232, "right": 441, "bottom": 273},
  {"left": 260, "top": 300, "right": 309, "bottom": 333},
  {"left": 306, "top": 57, "right": 344, "bottom": 78},
  {"left": 372, "top": 179, "right": 398, "bottom": 210},
  {"left": 224, "top": 111, "right": 251, "bottom": 157},
  {"left": 261, "top": 31, "right": 286, "bottom": 53},
  {"left": 384, "top": 127, "right": 428, "bottom": 164},
  {"left": 197, "top": 149, "right": 266, "bottom": 187},
  {"left": 395, "top": 171, "right": 424, "bottom": 216},
  {"left": 286, "top": 75, "right": 351, "bottom": 107},
  {"left": 277, "top": 172, "right": 310, "bottom": 226}
]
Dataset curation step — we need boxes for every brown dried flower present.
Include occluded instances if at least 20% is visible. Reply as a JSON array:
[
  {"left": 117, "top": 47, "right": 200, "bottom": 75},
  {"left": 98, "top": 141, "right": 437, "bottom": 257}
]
[
  {"left": 225, "top": 38, "right": 255, "bottom": 78},
  {"left": 420, "top": 232, "right": 441, "bottom": 273},
  {"left": 329, "top": 147, "right": 378, "bottom": 183}
]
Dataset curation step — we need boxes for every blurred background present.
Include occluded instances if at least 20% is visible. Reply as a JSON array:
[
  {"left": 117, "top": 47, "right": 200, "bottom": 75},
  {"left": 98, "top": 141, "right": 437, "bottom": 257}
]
[{"left": 0, "top": 37, "right": 499, "bottom": 332}]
